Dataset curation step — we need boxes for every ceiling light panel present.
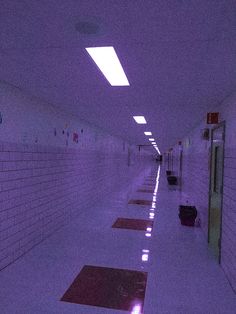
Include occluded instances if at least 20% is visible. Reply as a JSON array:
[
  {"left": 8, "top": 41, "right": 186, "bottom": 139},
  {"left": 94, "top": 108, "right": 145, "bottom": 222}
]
[
  {"left": 144, "top": 132, "right": 152, "bottom": 136},
  {"left": 133, "top": 116, "right": 147, "bottom": 124},
  {"left": 85, "top": 47, "right": 129, "bottom": 86}
]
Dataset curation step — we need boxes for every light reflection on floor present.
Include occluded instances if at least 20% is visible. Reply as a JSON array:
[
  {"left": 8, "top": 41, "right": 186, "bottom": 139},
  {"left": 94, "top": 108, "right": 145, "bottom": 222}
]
[{"left": 0, "top": 165, "right": 236, "bottom": 313}]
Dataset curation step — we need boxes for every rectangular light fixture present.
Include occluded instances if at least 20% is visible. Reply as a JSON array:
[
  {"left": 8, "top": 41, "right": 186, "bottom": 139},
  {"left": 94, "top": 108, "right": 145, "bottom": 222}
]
[
  {"left": 85, "top": 46, "right": 129, "bottom": 86},
  {"left": 133, "top": 116, "right": 147, "bottom": 124},
  {"left": 144, "top": 132, "right": 152, "bottom": 136},
  {"left": 152, "top": 142, "right": 156, "bottom": 144},
  {"left": 149, "top": 138, "right": 154, "bottom": 141}
]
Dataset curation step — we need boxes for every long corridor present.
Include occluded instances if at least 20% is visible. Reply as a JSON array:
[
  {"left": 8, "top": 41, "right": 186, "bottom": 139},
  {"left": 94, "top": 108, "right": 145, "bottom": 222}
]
[{"left": 0, "top": 165, "right": 235, "bottom": 314}]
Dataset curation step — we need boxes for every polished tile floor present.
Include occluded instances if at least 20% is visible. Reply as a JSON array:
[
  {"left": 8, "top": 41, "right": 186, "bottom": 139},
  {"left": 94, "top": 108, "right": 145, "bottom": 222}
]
[{"left": 0, "top": 165, "right": 236, "bottom": 313}]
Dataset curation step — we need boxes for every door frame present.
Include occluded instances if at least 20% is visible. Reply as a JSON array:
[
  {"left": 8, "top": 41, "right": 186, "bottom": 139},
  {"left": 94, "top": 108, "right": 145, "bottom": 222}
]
[{"left": 207, "top": 121, "right": 225, "bottom": 263}]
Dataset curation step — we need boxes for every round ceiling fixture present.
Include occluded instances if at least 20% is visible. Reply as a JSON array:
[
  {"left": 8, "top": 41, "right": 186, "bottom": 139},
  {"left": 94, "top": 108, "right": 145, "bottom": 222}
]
[{"left": 75, "top": 20, "right": 100, "bottom": 35}]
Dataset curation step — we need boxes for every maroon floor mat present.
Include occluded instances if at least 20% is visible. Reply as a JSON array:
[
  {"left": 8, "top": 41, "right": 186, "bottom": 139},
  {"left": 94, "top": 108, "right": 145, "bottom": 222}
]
[
  {"left": 112, "top": 218, "right": 153, "bottom": 230},
  {"left": 128, "top": 199, "right": 153, "bottom": 206},
  {"left": 61, "top": 265, "right": 147, "bottom": 312}
]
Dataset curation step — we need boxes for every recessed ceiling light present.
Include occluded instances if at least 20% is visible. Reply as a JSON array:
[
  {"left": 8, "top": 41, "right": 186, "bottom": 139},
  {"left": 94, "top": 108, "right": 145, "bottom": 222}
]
[
  {"left": 144, "top": 131, "right": 152, "bottom": 136},
  {"left": 152, "top": 142, "right": 156, "bottom": 144},
  {"left": 85, "top": 46, "right": 129, "bottom": 86},
  {"left": 133, "top": 116, "right": 147, "bottom": 124},
  {"left": 149, "top": 138, "right": 154, "bottom": 141}
]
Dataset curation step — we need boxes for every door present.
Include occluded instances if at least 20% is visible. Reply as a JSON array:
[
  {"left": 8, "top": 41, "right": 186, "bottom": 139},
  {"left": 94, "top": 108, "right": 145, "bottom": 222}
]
[
  {"left": 208, "top": 122, "right": 225, "bottom": 262},
  {"left": 179, "top": 149, "right": 183, "bottom": 189}
]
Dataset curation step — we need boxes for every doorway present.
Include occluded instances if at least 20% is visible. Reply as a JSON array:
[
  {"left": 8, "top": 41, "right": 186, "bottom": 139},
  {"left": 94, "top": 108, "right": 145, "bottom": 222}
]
[{"left": 208, "top": 122, "right": 225, "bottom": 262}]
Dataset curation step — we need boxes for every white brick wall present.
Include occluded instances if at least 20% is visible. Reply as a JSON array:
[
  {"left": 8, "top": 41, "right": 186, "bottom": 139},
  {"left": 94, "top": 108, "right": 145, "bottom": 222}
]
[
  {"left": 221, "top": 147, "right": 236, "bottom": 292},
  {"left": 0, "top": 81, "right": 153, "bottom": 270},
  {"left": 169, "top": 92, "right": 236, "bottom": 293},
  {"left": 0, "top": 140, "right": 151, "bottom": 270}
]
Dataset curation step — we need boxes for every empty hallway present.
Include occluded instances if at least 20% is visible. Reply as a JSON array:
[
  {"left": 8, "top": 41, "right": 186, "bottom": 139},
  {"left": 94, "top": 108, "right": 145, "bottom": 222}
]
[
  {"left": 0, "top": 166, "right": 236, "bottom": 313},
  {"left": 1, "top": 1, "right": 236, "bottom": 313}
]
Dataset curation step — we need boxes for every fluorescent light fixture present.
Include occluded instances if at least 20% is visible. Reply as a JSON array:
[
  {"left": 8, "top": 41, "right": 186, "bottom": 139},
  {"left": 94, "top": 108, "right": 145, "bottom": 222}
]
[
  {"left": 149, "top": 138, "right": 155, "bottom": 141},
  {"left": 144, "top": 132, "right": 152, "bottom": 136},
  {"left": 152, "top": 142, "right": 156, "bottom": 145},
  {"left": 85, "top": 46, "right": 129, "bottom": 86},
  {"left": 133, "top": 116, "right": 147, "bottom": 124}
]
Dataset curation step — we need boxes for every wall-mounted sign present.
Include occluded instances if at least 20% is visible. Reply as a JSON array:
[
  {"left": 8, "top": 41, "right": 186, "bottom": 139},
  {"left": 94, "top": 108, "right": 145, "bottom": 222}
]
[{"left": 207, "top": 112, "right": 219, "bottom": 124}]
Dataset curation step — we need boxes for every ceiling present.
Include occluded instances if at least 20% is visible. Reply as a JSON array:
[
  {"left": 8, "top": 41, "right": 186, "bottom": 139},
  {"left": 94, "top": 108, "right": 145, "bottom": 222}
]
[{"left": 1, "top": 0, "right": 236, "bottom": 152}]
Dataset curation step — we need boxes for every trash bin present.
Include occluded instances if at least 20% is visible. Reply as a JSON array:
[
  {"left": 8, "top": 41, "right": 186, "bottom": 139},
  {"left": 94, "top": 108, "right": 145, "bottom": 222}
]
[
  {"left": 179, "top": 205, "right": 197, "bottom": 226},
  {"left": 167, "top": 175, "right": 177, "bottom": 185}
]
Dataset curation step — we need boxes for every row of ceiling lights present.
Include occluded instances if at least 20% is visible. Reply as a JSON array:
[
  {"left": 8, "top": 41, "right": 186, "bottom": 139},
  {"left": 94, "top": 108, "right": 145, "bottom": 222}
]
[
  {"left": 133, "top": 116, "right": 161, "bottom": 154},
  {"left": 85, "top": 46, "right": 161, "bottom": 154}
]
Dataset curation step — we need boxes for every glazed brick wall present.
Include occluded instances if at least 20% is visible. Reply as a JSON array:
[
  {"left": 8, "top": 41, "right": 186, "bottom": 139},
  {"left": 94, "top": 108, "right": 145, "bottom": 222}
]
[
  {"left": 170, "top": 134, "right": 210, "bottom": 236},
  {"left": 170, "top": 111, "right": 236, "bottom": 293},
  {"left": 180, "top": 149, "right": 210, "bottom": 235},
  {"left": 0, "top": 141, "right": 151, "bottom": 270},
  {"left": 221, "top": 147, "right": 236, "bottom": 292}
]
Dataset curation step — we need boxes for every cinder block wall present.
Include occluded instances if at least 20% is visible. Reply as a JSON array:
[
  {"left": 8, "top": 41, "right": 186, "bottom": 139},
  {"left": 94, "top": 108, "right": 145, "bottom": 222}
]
[
  {"left": 169, "top": 92, "right": 236, "bottom": 292},
  {"left": 0, "top": 82, "right": 152, "bottom": 270},
  {"left": 179, "top": 124, "right": 210, "bottom": 235}
]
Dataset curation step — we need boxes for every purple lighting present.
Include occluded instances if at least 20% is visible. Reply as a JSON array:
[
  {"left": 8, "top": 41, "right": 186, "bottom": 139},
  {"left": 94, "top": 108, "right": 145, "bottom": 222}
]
[{"left": 85, "top": 47, "right": 130, "bottom": 86}]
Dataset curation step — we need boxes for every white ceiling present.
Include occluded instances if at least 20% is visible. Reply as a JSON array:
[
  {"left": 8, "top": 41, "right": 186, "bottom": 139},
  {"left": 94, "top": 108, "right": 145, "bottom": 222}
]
[{"left": 1, "top": 0, "right": 236, "bottom": 152}]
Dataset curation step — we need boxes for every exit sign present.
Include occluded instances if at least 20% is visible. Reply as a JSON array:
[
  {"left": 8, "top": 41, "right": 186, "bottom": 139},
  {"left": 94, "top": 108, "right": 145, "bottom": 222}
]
[{"left": 207, "top": 112, "right": 219, "bottom": 124}]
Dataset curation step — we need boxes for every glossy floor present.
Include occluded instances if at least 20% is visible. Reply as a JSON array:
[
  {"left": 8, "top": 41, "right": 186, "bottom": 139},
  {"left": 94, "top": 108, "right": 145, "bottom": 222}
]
[{"left": 0, "top": 166, "right": 236, "bottom": 313}]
